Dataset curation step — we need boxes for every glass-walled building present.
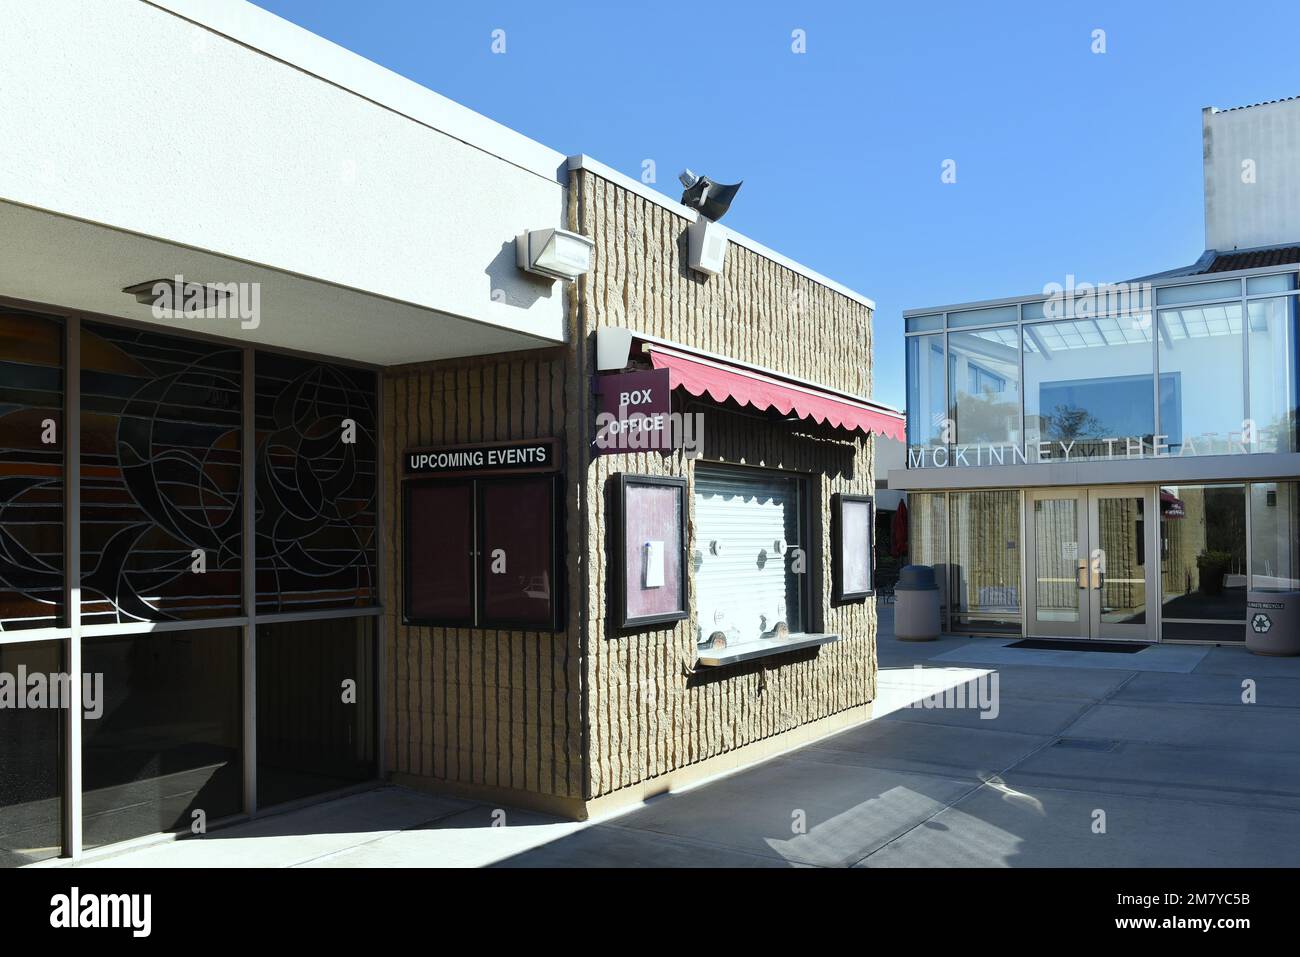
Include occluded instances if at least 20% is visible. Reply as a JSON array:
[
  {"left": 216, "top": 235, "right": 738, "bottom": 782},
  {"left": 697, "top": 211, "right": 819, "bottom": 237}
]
[{"left": 893, "top": 262, "right": 1300, "bottom": 644}]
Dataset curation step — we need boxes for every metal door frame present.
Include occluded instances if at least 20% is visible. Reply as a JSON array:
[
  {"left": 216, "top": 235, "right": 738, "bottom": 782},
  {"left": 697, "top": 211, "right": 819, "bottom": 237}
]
[
  {"left": 1024, "top": 485, "right": 1159, "bottom": 642},
  {"left": 1087, "top": 485, "right": 1159, "bottom": 642}
]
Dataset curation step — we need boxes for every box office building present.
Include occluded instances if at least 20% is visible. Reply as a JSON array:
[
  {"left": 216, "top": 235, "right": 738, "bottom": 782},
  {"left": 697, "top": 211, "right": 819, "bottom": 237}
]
[
  {"left": 891, "top": 97, "right": 1300, "bottom": 646},
  {"left": 0, "top": 0, "right": 901, "bottom": 863}
]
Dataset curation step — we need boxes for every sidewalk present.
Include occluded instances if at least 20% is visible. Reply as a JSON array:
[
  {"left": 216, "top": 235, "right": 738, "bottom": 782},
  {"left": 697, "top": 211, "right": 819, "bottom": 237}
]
[{"left": 45, "top": 608, "right": 1300, "bottom": 867}]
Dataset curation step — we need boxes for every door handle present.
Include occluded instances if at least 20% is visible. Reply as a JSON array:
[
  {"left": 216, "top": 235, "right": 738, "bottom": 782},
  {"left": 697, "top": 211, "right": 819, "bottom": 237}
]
[
  {"left": 1076, "top": 559, "right": 1088, "bottom": 589},
  {"left": 1090, "top": 549, "right": 1105, "bottom": 590}
]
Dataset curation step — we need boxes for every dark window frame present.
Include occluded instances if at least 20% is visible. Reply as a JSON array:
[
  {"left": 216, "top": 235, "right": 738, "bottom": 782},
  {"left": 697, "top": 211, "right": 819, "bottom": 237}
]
[
  {"left": 692, "top": 461, "right": 820, "bottom": 636},
  {"left": 402, "top": 473, "right": 564, "bottom": 632},
  {"left": 832, "top": 492, "right": 875, "bottom": 601},
  {"left": 613, "top": 473, "right": 690, "bottom": 630}
]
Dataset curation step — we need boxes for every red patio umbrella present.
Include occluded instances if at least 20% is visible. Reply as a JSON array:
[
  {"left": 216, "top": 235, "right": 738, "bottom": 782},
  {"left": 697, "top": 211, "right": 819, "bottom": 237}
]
[{"left": 891, "top": 498, "right": 909, "bottom": 558}]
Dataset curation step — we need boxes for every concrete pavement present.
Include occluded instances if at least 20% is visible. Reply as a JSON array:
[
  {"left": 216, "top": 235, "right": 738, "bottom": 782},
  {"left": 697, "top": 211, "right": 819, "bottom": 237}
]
[{"left": 42, "top": 606, "right": 1300, "bottom": 867}]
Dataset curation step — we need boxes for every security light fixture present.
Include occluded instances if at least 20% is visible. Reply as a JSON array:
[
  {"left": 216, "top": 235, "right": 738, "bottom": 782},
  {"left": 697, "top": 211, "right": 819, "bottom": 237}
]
[
  {"left": 122, "top": 277, "right": 231, "bottom": 310},
  {"left": 678, "top": 169, "right": 742, "bottom": 223},
  {"left": 516, "top": 228, "right": 594, "bottom": 282}
]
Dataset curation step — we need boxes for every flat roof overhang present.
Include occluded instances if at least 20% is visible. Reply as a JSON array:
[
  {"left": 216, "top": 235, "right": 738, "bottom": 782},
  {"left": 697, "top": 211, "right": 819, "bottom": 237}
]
[
  {"left": 888, "top": 451, "right": 1300, "bottom": 492},
  {"left": 0, "top": 201, "right": 562, "bottom": 365}
]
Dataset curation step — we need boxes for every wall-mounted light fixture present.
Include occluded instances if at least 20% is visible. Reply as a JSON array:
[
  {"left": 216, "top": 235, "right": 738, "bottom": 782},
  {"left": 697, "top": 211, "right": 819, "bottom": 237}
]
[
  {"left": 122, "top": 277, "right": 231, "bottom": 310},
  {"left": 515, "top": 228, "right": 594, "bottom": 282}
]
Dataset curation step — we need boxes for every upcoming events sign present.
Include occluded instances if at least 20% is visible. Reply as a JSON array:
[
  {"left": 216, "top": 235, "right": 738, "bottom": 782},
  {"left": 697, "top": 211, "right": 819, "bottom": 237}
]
[{"left": 405, "top": 439, "right": 558, "bottom": 476}]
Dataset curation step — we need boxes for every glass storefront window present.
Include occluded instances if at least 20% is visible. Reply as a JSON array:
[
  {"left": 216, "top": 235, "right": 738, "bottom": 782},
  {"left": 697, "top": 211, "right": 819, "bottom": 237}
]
[
  {"left": 1159, "top": 485, "right": 1246, "bottom": 641},
  {"left": 1247, "top": 297, "right": 1299, "bottom": 453},
  {"left": 82, "top": 628, "right": 242, "bottom": 848},
  {"left": 905, "top": 334, "right": 945, "bottom": 455},
  {"left": 949, "top": 327, "right": 1020, "bottom": 455},
  {"left": 256, "top": 616, "right": 377, "bottom": 809},
  {"left": 907, "top": 492, "right": 948, "bottom": 613},
  {"left": 908, "top": 278, "right": 1299, "bottom": 468},
  {"left": 0, "top": 640, "right": 63, "bottom": 865},
  {"left": 1158, "top": 304, "right": 1245, "bottom": 456},
  {"left": 0, "top": 312, "right": 63, "bottom": 630},
  {"left": 1023, "top": 315, "right": 1154, "bottom": 460},
  {"left": 1250, "top": 482, "right": 1300, "bottom": 591},
  {"left": 949, "top": 490, "right": 1020, "bottom": 631}
]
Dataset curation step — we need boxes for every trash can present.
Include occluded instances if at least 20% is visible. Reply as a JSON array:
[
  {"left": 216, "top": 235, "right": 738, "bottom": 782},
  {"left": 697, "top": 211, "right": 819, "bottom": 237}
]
[
  {"left": 1246, "top": 590, "right": 1300, "bottom": 656},
  {"left": 895, "top": 564, "right": 941, "bottom": 641}
]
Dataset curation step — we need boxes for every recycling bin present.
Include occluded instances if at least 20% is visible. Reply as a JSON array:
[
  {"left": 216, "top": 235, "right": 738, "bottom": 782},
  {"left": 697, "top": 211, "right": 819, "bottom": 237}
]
[
  {"left": 894, "top": 564, "right": 941, "bottom": 641},
  {"left": 1246, "top": 590, "right": 1300, "bottom": 656}
]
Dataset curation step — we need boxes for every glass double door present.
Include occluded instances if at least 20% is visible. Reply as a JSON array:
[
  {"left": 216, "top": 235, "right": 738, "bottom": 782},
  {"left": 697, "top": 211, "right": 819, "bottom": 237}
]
[{"left": 1026, "top": 487, "right": 1158, "bottom": 641}]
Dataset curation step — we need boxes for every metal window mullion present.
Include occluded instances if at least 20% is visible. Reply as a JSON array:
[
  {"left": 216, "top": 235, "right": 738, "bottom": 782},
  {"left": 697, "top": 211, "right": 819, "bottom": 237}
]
[
  {"left": 241, "top": 346, "right": 257, "bottom": 816},
  {"left": 63, "top": 316, "right": 81, "bottom": 860},
  {"left": 1245, "top": 481, "right": 1254, "bottom": 595},
  {"left": 943, "top": 325, "right": 951, "bottom": 456},
  {"left": 1017, "top": 311, "right": 1026, "bottom": 461},
  {"left": 80, "top": 615, "right": 251, "bottom": 638},
  {"left": 1018, "top": 489, "right": 1027, "bottom": 636},
  {"left": 373, "top": 372, "right": 386, "bottom": 779},
  {"left": 1152, "top": 309, "right": 1161, "bottom": 448},
  {"left": 1242, "top": 296, "right": 1252, "bottom": 449}
]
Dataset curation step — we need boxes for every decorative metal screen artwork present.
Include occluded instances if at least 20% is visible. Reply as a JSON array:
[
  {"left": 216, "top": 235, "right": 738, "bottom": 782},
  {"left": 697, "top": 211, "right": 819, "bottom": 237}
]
[
  {"left": 0, "top": 312, "right": 64, "bottom": 629},
  {"left": 80, "top": 322, "right": 243, "bottom": 623},
  {"left": 254, "top": 353, "right": 376, "bottom": 613}
]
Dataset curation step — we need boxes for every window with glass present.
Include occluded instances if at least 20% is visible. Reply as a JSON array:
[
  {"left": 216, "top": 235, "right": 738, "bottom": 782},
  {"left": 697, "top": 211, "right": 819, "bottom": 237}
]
[
  {"left": 0, "top": 302, "right": 385, "bottom": 863},
  {"left": 907, "top": 492, "right": 948, "bottom": 614},
  {"left": 1250, "top": 482, "right": 1300, "bottom": 591},
  {"left": 692, "top": 466, "right": 809, "bottom": 649},
  {"left": 1023, "top": 314, "right": 1155, "bottom": 460},
  {"left": 1159, "top": 484, "right": 1247, "bottom": 641},
  {"left": 1157, "top": 304, "right": 1245, "bottom": 456},
  {"left": 82, "top": 628, "right": 242, "bottom": 848},
  {"left": 0, "top": 312, "right": 64, "bottom": 630},
  {"left": 905, "top": 333, "right": 945, "bottom": 455},
  {"left": 949, "top": 490, "right": 1021, "bottom": 631},
  {"left": 256, "top": 616, "right": 376, "bottom": 808},
  {"left": 1247, "top": 297, "right": 1299, "bottom": 453},
  {"left": 81, "top": 322, "right": 243, "bottom": 624},
  {"left": 949, "top": 328, "right": 1020, "bottom": 455},
  {"left": 254, "top": 354, "right": 377, "bottom": 615},
  {"left": 0, "top": 640, "right": 63, "bottom": 866},
  {"left": 906, "top": 273, "right": 1300, "bottom": 467}
]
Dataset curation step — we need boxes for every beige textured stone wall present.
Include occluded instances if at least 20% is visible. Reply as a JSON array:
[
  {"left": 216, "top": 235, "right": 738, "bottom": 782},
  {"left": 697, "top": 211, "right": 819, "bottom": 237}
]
[
  {"left": 381, "top": 168, "right": 879, "bottom": 812},
  {"left": 571, "top": 168, "right": 878, "bottom": 800},
  {"left": 382, "top": 347, "right": 584, "bottom": 803}
]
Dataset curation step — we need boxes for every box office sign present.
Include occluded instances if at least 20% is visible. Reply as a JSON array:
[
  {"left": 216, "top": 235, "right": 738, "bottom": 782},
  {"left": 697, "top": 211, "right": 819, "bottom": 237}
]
[
  {"left": 593, "top": 368, "right": 672, "bottom": 455},
  {"left": 405, "top": 438, "right": 559, "bottom": 476}
]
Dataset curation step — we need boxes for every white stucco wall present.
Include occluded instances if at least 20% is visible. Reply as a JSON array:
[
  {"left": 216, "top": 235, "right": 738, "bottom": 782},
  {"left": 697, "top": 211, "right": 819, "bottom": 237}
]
[
  {"left": 0, "top": 0, "right": 568, "bottom": 342},
  {"left": 1204, "top": 99, "right": 1300, "bottom": 252},
  {"left": 875, "top": 433, "right": 906, "bottom": 510}
]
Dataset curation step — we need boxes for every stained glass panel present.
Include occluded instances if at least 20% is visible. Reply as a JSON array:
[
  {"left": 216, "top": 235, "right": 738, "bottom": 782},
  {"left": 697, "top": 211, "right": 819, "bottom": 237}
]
[
  {"left": 80, "top": 322, "right": 243, "bottom": 623},
  {"left": 0, "top": 312, "right": 63, "bottom": 630},
  {"left": 255, "top": 353, "right": 376, "bottom": 613}
]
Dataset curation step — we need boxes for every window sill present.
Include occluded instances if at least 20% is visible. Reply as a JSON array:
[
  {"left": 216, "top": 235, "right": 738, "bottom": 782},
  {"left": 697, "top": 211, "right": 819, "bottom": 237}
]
[{"left": 694, "top": 632, "right": 840, "bottom": 668}]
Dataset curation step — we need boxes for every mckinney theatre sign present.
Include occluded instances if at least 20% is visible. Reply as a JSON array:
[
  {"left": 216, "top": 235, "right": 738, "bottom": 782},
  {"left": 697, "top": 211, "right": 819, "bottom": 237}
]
[{"left": 909, "top": 429, "right": 1277, "bottom": 468}]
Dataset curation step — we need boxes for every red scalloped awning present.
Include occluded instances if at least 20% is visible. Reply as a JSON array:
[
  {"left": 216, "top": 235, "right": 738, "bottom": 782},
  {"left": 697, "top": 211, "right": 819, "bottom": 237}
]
[{"left": 646, "top": 344, "right": 905, "bottom": 440}]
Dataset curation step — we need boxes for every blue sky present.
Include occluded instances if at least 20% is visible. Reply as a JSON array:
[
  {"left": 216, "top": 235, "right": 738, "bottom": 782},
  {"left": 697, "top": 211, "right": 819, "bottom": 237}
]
[{"left": 253, "top": 0, "right": 1300, "bottom": 408}]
